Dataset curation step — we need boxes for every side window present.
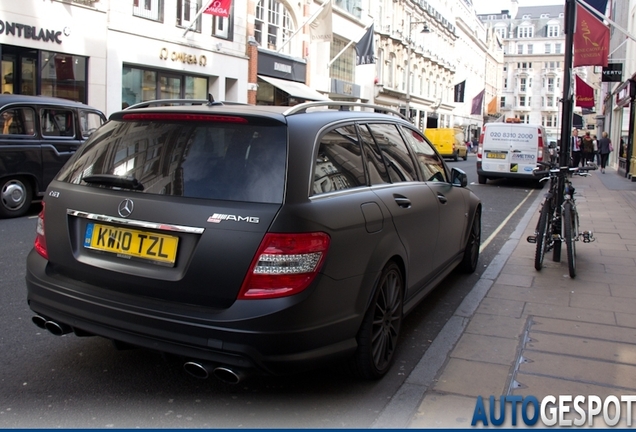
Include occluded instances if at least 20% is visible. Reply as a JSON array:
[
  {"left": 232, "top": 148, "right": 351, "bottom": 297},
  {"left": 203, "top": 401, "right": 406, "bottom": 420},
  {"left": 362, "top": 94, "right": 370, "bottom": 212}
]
[
  {"left": 80, "top": 110, "right": 105, "bottom": 138},
  {"left": 366, "top": 123, "right": 418, "bottom": 183},
  {"left": 402, "top": 126, "right": 448, "bottom": 182},
  {"left": 41, "top": 109, "right": 75, "bottom": 138},
  {"left": 313, "top": 125, "right": 366, "bottom": 195},
  {"left": 1, "top": 107, "right": 35, "bottom": 136},
  {"left": 358, "top": 124, "right": 390, "bottom": 185}
]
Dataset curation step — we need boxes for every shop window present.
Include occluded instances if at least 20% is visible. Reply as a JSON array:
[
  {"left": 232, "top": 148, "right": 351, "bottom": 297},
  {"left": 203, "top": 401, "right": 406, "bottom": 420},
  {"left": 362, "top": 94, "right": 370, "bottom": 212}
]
[
  {"left": 330, "top": 37, "right": 355, "bottom": 83},
  {"left": 177, "top": 0, "right": 202, "bottom": 32},
  {"left": 134, "top": 0, "right": 163, "bottom": 22},
  {"left": 122, "top": 66, "right": 207, "bottom": 107},
  {"left": 40, "top": 52, "right": 87, "bottom": 103}
]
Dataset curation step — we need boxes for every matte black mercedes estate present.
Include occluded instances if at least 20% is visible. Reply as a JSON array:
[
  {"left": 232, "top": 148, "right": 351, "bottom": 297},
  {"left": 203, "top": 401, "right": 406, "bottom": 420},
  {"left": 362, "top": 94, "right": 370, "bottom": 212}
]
[{"left": 26, "top": 100, "right": 481, "bottom": 383}]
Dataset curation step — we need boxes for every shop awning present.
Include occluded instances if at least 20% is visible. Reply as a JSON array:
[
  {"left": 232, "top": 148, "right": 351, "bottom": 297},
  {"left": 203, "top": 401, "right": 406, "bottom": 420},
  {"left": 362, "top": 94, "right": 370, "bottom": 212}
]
[{"left": 258, "top": 75, "right": 330, "bottom": 101}]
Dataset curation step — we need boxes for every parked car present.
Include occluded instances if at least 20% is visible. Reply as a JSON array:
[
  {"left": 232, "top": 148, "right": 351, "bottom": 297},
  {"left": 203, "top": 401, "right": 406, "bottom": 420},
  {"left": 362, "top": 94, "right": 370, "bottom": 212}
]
[
  {"left": 0, "top": 94, "right": 106, "bottom": 218},
  {"left": 424, "top": 127, "right": 468, "bottom": 161},
  {"left": 25, "top": 99, "right": 481, "bottom": 383}
]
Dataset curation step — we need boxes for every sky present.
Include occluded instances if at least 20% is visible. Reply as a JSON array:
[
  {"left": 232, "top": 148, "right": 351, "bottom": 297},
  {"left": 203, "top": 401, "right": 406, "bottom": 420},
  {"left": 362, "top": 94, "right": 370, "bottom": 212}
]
[{"left": 473, "top": 0, "right": 565, "bottom": 14}]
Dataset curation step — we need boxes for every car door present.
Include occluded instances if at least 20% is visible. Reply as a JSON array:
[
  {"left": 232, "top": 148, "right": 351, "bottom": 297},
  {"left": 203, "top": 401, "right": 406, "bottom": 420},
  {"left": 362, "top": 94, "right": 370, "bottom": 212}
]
[
  {"left": 362, "top": 122, "right": 440, "bottom": 295},
  {"left": 402, "top": 127, "right": 466, "bottom": 270},
  {"left": 39, "top": 105, "right": 83, "bottom": 188}
]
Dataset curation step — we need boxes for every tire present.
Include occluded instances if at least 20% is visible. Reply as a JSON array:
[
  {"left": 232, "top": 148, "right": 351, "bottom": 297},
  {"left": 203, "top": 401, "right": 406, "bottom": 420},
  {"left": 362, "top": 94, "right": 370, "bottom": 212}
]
[
  {"left": 534, "top": 201, "right": 552, "bottom": 271},
  {"left": 350, "top": 262, "right": 403, "bottom": 380},
  {"left": 453, "top": 152, "right": 458, "bottom": 162},
  {"left": 458, "top": 209, "right": 481, "bottom": 273},
  {"left": 463, "top": 153, "right": 468, "bottom": 161},
  {"left": 478, "top": 175, "right": 487, "bottom": 185},
  {"left": 0, "top": 177, "right": 33, "bottom": 219},
  {"left": 564, "top": 201, "right": 576, "bottom": 278}
]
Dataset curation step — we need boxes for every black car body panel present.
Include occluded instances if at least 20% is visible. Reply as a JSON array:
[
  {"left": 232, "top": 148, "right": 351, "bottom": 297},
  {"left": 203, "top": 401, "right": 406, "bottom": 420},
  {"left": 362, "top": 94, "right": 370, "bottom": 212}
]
[{"left": 26, "top": 100, "right": 481, "bottom": 380}]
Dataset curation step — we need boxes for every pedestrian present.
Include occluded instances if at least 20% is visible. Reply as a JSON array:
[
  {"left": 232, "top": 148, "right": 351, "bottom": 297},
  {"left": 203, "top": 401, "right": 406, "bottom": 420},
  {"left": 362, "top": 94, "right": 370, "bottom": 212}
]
[
  {"left": 592, "top": 134, "right": 600, "bottom": 165},
  {"left": 598, "top": 131, "right": 612, "bottom": 174},
  {"left": 570, "top": 128, "right": 582, "bottom": 167},
  {"left": 581, "top": 131, "right": 595, "bottom": 165}
]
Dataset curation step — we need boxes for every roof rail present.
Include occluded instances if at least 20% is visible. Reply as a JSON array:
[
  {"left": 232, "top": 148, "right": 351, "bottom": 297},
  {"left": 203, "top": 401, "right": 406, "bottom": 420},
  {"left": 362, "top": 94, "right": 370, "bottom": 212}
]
[
  {"left": 125, "top": 94, "right": 249, "bottom": 110},
  {"left": 283, "top": 101, "right": 409, "bottom": 122}
]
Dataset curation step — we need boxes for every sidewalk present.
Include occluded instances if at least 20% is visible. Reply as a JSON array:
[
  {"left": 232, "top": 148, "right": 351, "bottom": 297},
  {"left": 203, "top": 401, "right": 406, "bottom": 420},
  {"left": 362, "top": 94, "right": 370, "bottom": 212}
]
[{"left": 407, "top": 167, "right": 636, "bottom": 428}]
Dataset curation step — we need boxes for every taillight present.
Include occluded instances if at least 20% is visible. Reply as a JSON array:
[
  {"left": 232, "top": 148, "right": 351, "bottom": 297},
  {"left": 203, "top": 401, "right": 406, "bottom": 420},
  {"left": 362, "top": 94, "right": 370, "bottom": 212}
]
[
  {"left": 34, "top": 203, "right": 48, "bottom": 260},
  {"left": 238, "top": 232, "right": 331, "bottom": 299},
  {"left": 537, "top": 127, "right": 544, "bottom": 162},
  {"left": 477, "top": 126, "right": 485, "bottom": 160}
]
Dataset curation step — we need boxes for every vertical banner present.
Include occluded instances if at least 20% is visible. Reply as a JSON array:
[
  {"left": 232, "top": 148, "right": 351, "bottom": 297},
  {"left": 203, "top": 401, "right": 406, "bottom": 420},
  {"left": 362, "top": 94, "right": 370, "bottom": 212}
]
[
  {"left": 487, "top": 97, "right": 498, "bottom": 114},
  {"left": 575, "top": 75, "right": 595, "bottom": 107},
  {"left": 203, "top": 0, "right": 232, "bottom": 18},
  {"left": 573, "top": 1, "right": 609, "bottom": 67},
  {"left": 471, "top": 89, "right": 485, "bottom": 115},
  {"left": 454, "top": 80, "right": 466, "bottom": 103},
  {"left": 355, "top": 24, "right": 376, "bottom": 65},
  {"left": 309, "top": 1, "right": 333, "bottom": 43}
]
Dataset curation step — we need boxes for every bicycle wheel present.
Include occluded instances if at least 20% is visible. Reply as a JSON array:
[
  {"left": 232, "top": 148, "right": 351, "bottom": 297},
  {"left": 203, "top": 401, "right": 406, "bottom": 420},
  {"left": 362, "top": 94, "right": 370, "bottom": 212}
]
[
  {"left": 534, "top": 200, "right": 552, "bottom": 271},
  {"left": 563, "top": 201, "right": 576, "bottom": 278}
]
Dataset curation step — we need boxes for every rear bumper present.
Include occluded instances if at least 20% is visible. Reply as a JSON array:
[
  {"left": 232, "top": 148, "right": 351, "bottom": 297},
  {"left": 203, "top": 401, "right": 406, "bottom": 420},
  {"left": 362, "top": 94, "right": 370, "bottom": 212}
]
[
  {"left": 25, "top": 250, "right": 362, "bottom": 376},
  {"left": 476, "top": 164, "right": 537, "bottom": 181}
]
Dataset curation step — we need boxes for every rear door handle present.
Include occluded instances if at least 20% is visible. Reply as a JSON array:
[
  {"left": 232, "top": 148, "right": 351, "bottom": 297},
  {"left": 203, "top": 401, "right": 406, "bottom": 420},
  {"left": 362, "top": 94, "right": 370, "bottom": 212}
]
[
  {"left": 394, "top": 197, "right": 412, "bottom": 208},
  {"left": 437, "top": 194, "right": 448, "bottom": 204}
]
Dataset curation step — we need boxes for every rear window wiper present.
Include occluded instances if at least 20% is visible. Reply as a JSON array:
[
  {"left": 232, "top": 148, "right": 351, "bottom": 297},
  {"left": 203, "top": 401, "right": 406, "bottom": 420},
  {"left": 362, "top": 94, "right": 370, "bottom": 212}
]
[{"left": 82, "top": 174, "right": 144, "bottom": 191}]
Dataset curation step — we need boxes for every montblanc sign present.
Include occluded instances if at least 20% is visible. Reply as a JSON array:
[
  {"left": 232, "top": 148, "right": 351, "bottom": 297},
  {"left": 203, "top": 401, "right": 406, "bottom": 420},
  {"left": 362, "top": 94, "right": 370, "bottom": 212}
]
[{"left": 0, "top": 20, "right": 65, "bottom": 44}]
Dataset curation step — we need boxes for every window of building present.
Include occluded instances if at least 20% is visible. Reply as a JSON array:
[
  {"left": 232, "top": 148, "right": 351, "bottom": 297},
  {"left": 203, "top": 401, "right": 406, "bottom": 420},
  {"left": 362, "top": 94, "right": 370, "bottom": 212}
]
[
  {"left": 212, "top": 2, "right": 234, "bottom": 40},
  {"left": 520, "top": 78, "right": 527, "bottom": 92},
  {"left": 504, "top": 78, "right": 508, "bottom": 89},
  {"left": 520, "top": 96, "right": 526, "bottom": 106},
  {"left": 517, "top": 26, "right": 534, "bottom": 38},
  {"left": 133, "top": 0, "right": 163, "bottom": 22},
  {"left": 122, "top": 65, "right": 208, "bottom": 107},
  {"left": 334, "top": 0, "right": 362, "bottom": 19},
  {"left": 555, "top": 43, "right": 562, "bottom": 54},
  {"left": 519, "top": 114, "right": 529, "bottom": 123},
  {"left": 548, "top": 24, "right": 560, "bottom": 37},
  {"left": 527, "top": 44, "right": 533, "bottom": 54},
  {"left": 255, "top": 0, "right": 294, "bottom": 55},
  {"left": 495, "top": 27, "right": 506, "bottom": 39},
  {"left": 517, "top": 44, "right": 523, "bottom": 54},
  {"left": 329, "top": 37, "right": 355, "bottom": 82},
  {"left": 547, "top": 77, "right": 555, "bottom": 91},
  {"left": 503, "top": 63, "right": 507, "bottom": 72},
  {"left": 40, "top": 52, "right": 88, "bottom": 103},
  {"left": 545, "top": 44, "right": 551, "bottom": 54},
  {"left": 500, "top": 96, "right": 506, "bottom": 108},
  {"left": 177, "top": 0, "right": 201, "bottom": 31}
]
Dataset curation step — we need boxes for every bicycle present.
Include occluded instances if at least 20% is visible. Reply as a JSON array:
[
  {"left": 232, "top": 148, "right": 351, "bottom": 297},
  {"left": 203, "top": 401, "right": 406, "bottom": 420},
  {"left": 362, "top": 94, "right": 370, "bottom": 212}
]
[{"left": 528, "top": 160, "right": 596, "bottom": 277}]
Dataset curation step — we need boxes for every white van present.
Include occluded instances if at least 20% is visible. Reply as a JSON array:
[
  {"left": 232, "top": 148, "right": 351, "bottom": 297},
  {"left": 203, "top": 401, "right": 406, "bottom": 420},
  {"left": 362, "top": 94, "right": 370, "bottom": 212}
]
[{"left": 476, "top": 122, "right": 546, "bottom": 184}]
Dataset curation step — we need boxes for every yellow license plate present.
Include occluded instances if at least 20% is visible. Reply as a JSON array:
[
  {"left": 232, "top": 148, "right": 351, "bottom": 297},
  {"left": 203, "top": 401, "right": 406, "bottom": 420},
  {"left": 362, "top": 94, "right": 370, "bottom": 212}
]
[
  {"left": 486, "top": 152, "right": 507, "bottom": 159},
  {"left": 84, "top": 223, "right": 179, "bottom": 266}
]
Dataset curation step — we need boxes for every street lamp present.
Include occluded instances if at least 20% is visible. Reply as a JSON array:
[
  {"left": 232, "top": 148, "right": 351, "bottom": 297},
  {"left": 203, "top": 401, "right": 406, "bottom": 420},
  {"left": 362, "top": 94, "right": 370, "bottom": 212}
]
[{"left": 405, "top": 22, "right": 431, "bottom": 122}]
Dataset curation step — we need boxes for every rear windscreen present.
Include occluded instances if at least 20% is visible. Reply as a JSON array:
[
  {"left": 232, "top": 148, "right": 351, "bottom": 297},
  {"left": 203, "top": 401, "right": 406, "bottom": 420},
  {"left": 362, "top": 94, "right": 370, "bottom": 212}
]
[{"left": 56, "top": 119, "right": 287, "bottom": 204}]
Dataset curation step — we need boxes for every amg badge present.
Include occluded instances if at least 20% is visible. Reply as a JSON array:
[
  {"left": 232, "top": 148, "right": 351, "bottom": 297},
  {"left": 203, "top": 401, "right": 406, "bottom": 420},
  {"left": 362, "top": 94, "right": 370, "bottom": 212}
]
[{"left": 207, "top": 213, "right": 260, "bottom": 224}]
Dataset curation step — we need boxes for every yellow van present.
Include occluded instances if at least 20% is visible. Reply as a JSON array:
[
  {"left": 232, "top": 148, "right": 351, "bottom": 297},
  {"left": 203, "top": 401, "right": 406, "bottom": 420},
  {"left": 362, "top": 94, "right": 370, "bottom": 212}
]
[{"left": 424, "top": 127, "right": 468, "bottom": 161}]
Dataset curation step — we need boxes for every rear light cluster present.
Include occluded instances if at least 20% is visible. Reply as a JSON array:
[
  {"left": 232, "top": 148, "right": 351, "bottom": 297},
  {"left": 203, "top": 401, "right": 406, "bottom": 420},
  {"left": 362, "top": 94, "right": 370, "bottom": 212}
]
[
  {"left": 238, "top": 232, "right": 331, "bottom": 300},
  {"left": 34, "top": 203, "right": 48, "bottom": 260}
]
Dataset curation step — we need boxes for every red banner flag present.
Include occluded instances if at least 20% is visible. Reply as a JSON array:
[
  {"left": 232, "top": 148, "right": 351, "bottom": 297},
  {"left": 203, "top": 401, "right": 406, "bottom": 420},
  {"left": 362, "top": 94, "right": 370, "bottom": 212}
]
[
  {"left": 573, "top": 1, "right": 609, "bottom": 67},
  {"left": 203, "top": 0, "right": 232, "bottom": 18},
  {"left": 575, "top": 75, "right": 595, "bottom": 108}
]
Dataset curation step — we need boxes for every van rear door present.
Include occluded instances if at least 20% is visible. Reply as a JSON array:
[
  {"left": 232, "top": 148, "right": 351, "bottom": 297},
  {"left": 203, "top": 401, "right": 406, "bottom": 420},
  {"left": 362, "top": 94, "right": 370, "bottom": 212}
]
[{"left": 482, "top": 124, "right": 540, "bottom": 176}]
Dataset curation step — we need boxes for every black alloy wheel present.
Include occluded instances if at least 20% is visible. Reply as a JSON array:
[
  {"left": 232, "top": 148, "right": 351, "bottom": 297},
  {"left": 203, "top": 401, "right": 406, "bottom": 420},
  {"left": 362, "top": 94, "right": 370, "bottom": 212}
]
[
  {"left": 350, "top": 262, "right": 403, "bottom": 379},
  {"left": 459, "top": 209, "right": 481, "bottom": 273}
]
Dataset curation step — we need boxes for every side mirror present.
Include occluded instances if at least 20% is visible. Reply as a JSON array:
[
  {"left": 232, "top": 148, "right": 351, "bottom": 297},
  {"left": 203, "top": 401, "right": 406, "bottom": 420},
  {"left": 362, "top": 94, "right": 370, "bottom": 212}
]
[{"left": 451, "top": 167, "right": 467, "bottom": 187}]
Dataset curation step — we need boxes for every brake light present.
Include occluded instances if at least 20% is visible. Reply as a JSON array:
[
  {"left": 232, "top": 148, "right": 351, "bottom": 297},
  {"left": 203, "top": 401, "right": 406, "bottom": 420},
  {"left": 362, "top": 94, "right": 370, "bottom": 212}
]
[
  {"left": 34, "top": 203, "right": 48, "bottom": 260},
  {"left": 477, "top": 126, "right": 485, "bottom": 160},
  {"left": 238, "top": 232, "right": 331, "bottom": 299},
  {"left": 537, "top": 127, "right": 544, "bottom": 162},
  {"left": 121, "top": 113, "right": 248, "bottom": 123}
]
